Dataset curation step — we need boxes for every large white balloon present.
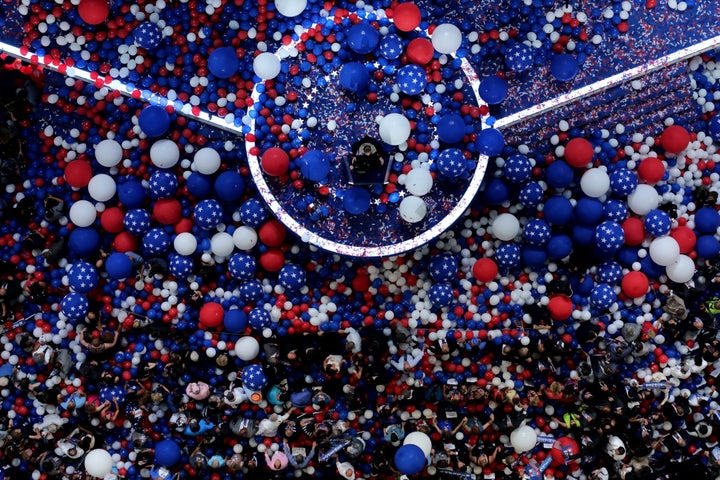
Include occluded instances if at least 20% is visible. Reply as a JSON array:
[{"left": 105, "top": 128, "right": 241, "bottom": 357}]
[
  {"left": 174, "top": 232, "right": 198, "bottom": 256},
  {"left": 403, "top": 431, "right": 432, "bottom": 457},
  {"left": 69, "top": 200, "right": 97, "bottom": 227},
  {"left": 87, "top": 174, "right": 117, "bottom": 202},
  {"left": 379, "top": 113, "right": 411, "bottom": 146},
  {"left": 431, "top": 23, "right": 462, "bottom": 54},
  {"left": 275, "top": 0, "right": 307, "bottom": 17},
  {"left": 235, "top": 336, "right": 260, "bottom": 361},
  {"left": 510, "top": 425, "right": 537, "bottom": 453},
  {"left": 627, "top": 184, "right": 660, "bottom": 215},
  {"left": 84, "top": 449, "right": 113, "bottom": 478},
  {"left": 405, "top": 168, "right": 433, "bottom": 196},
  {"left": 150, "top": 139, "right": 180, "bottom": 169},
  {"left": 253, "top": 52, "right": 282, "bottom": 80},
  {"left": 580, "top": 168, "right": 610, "bottom": 198},
  {"left": 233, "top": 226, "right": 258, "bottom": 251},
  {"left": 648, "top": 236, "right": 680, "bottom": 266},
  {"left": 94, "top": 139, "right": 123, "bottom": 167},
  {"left": 194, "top": 147, "right": 221, "bottom": 175},
  {"left": 399, "top": 196, "right": 427, "bottom": 223},
  {"left": 211, "top": 232, "right": 235, "bottom": 257},
  {"left": 666, "top": 254, "right": 695, "bottom": 283},
  {"left": 492, "top": 213, "right": 520, "bottom": 241}
]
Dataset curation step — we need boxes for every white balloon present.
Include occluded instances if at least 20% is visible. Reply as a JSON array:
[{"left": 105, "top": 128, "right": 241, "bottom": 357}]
[
  {"left": 253, "top": 52, "right": 281, "bottom": 80},
  {"left": 666, "top": 254, "right": 695, "bottom": 283},
  {"left": 194, "top": 147, "right": 221, "bottom": 175},
  {"left": 627, "top": 184, "right": 660, "bottom": 215},
  {"left": 84, "top": 449, "right": 113, "bottom": 478},
  {"left": 431, "top": 23, "right": 462, "bottom": 54},
  {"left": 235, "top": 336, "right": 260, "bottom": 361},
  {"left": 150, "top": 139, "right": 180, "bottom": 169},
  {"left": 492, "top": 213, "right": 520, "bottom": 241},
  {"left": 69, "top": 200, "right": 97, "bottom": 227},
  {"left": 211, "top": 232, "right": 235, "bottom": 257},
  {"left": 94, "top": 139, "right": 123, "bottom": 167},
  {"left": 648, "top": 236, "right": 680, "bottom": 266},
  {"left": 399, "top": 196, "right": 427, "bottom": 223},
  {"left": 275, "top": 0, "right": 307, "bottom": 16},
  {"left": 510, "top": 425, "right": 537, "bottom": 453},
  {"left": 174, "top": 232, "right": 197, "bottom": 256},
  {"left": 403, "top": 431, "right": 432, "bottom": 457},
  {"left": 87, "top": 174, "right": 116, "bottom": 202},
  {"left": 233, "top": 226, "right": 258, "bottom": 251},
  {"left": 580, "top": 168, "right": 610, "bottom": 198},
  {"left": 379, "top": 113, "right": 411, "bottom": 146},
  {"left": 405, "top": 168, "right": 433, "bottom": 196}
]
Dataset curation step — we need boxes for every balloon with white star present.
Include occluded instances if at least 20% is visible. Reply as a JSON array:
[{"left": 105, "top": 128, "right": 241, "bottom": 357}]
[
  {"left": 594, "top": 221, "right": 624, "bottom": 253},
  {"left": 505, "top": 43, "right": 533, "bottom": 72},
  {"left": 279, "top": 264, "right": 306, "bottom": 291},
  {"left": 241, "top": 364, "right": 268, "bottom": 391},
  {"left": 428, "top": 282, "right": 454, "bottom": 307},
  {"left": 519, "top": 181, "right": 544, "bottom": 208},
  {"left": 428, "top": 253, "right": 457, "bottom": 283},
  {"left": 239, "top": 199, "right": 268, "bottom": 228},
  {"left": 437, "top": 148, "right": 467, "bottom": 178},
  {"left": 124, "top": 208, "right": 152, "bottom": 236},
  {"left": 143, "top": 228, "right": 171, "bottom": 255},
  {"left": 67, "top": 261, "right": 99, "bottom": 293},
  {"left": 169, "top": 254, "right": 194, "bottom": 279},
  {"left": 397, "top": 64, "right": 427, "bottom": 96},
  {"left": 228, "top": 253, "right": 257, "bottom": 281},
  {"left": 597, "top": 261, "right": 623, "bottom": 285},
  {"left": 643, "top": 209, "right": 672, "bottom": 237},
  {"left": 133, "top": 21, "right": 163, "bottom": 49},
  {"left": 194, "top": 199, "right": 224, "bottom": 230},
  {"left": 609, "top": 168, "right": 638, "bottom": 196},
  {"left": 495, "top": 243, "right": 521, "bottom": 269},
  {"left": 523, "top": 218, "right": 552, "bottom": 246},
  {"left": 380, "top": 34, "right": 403, "bottom": 60},
  {"left": 590, "top": 283, "right": 616, "bottom": 310},
  {"left": 503, "top": 154, "right": 532, "bottom": 184},
  {"left": 60, "top": 292, "right": 89, "bottom": 320},
  {"left": 149, "top": 170, "right": 179, "bottom": 199},
  {"left": 239, "top": 280, "right": 264, "bottom": 302},
  {"left": 248, "top": 307, "right": 271, "bottom": 331}
]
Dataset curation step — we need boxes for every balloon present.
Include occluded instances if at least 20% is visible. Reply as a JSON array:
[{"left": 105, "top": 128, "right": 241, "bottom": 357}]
[
  {"left": 138, "top": 105, "right": 170, "bottom": 137},
  {"left": 194, "top": 199, "right": 224, "bottom": 230},
  {"left": 101, "top": 207, "right": 124, "bottom": 233},
  {"left": 437, "top": 148, "right": 466, "bottom": 178},
  {"left": 169, "top": 254, "right": 193, "bottom": 278},
  {"left": 133, "top": 21, "right": 163, "bottom": 49},
  {"left": 594, "top": 221, "right": 625, "bottom": 253},
  {"left": 343, "top": 187, "right": 371, "bottom": 215},
  {"left": 68, "top": 261, "right": 99, "bottom": 293},
  {"left": 428, "top": 253, "right": 457, "bottom": 283},
  {"left": 580, "top": 168, "right": 610, "bottom": 198},
  {"left": 393, "top": 2, "right": 421, "bottom": 31},
  {"left": 495, "top": 243, "right": 521, "bottom": 269},
  {"left": 482, "top": 178, "right": 509, "bottom": 205},
  {"left": 479, "top": 76, "right": 508, "bottom": 105},
  {"left": 666, "top": 254, "right": 695, "bottom": 283},
  {"left": 94, "top": 139, "right": 123, "bottom": 167},
  {"left": 505, "top": 43, "right": 533, "bottom": 72},
  {"left": 406, "top": 38, "right": 434, "bottom": 65},
  {"left": 550, "top": 53, "right": 579, "bottom": 81},
  {"left": 523, "top": 218, "right": 551, "bottom": 246},
  {"left": 241, "top": 364, "right": 267, "bottom": 390},
  {"left": 380, "top": 34, "right": 403, "bottom": 60},
  {"left": 548, "top": 296, "right": 573, "bottom": 320},
  {"left": 649, "top": 236, "right": 680, "bottom": 266},
  {"left": 143, "top": 228, "right": 171, "bottom": 255},
  {"left": 395, "top": 444, "right": 426, "bottom": 475},
  {"left": 211, "top": 232, "right": 235, "bottom": 258},
  {"left": 476, "top": 128, "right": 504, "bottom": 156},
  {"left": 431, "top": 23, "right": 462, "bottom": 54},
  {"left": 694, "top": 207, "right": 720, "bottom": 234},
  {"left": 174, "top": 232, "right": 197, "bottom": 255},
  {"left": 695, "top": 235, "right": 720, "bottom": 258},
  {"left": 627, "top": 184, "right": 659, "bottom": 215},
  {"left": 69, "top": 200, "right": 97, "bottom": 227},
  {"left": 660, "top": 125, "right": 690, "bottom": 154},
  {"left": 228, "top": 253, "right": 256, "bottom": 280},
  {"left": 233, "top": 226, "right": 258, "bottom": 251},
  {"left": 519, "top": 181, "right": 544, "bottom": 207},
  {"left": 279, "top": 264, "right": 307, "bottom": 291},
  {"left": 208, "top": 47, "right": 239, "bottom": 79},
  {"left": 546, "top": 161, "right": 574, "bottom": 189},
  {"left": 609, "top": 168, "right": 638, "bottom": 196},
  {"left": 492, "top": 213, "right": 520, "bottom": 241},
  {"left": 298, "top": 150, "right": 330, "bottom": 181},
  {"left": 224, "top": 309, "right": 247, "bottom": 333},
  {"left": 637, "top": 157, "right": 665, "bottom": 184},
  {"left": 240, "top": 198, "right": 269, "bottom": 227},
  {"left": 670, "top": 225, "right": 696, "bottom": 253},
  {"left": 510, "top": 425, "right": 537, "bottom": 453},
  {"left": 84, "top": 449, "right": 113, "bottom": 477},
  {"left": 104, "top": 252, "right": 133, "bottom": 280},
  {"left": 503, "top": 154, "right": 532, "bottom": 183},
  {"left": 193, "top": 147, "right": 221, "bottom": 175},
  {"left": 404, "top": 168, "right": 433, "bottom": 196},
  {"left": 590, "top": 283, "right": 616, "bottom": 309},
  {"left": 379, "top": 114, "right": 411, "bottom": 146},
  {"left": 118, "top": 179, "right": 146, "bottom": 208},
  {"left": 78, "top": 0, "right": 109, "bottom": 25},
  {"left": 274, "top": 0, "right": 307, "bottom": 17},
  {"left": 234, "top": 336, "right": 260, "bottom": 360},
  {"left": 186, "top": 172, "right": 213, "bottom": 198},
  {"left": 397, "top": 64, "right": 427, "bottom": 95},
  {"left": 150, "top": 139, "right": 180, "bottom": 169},
  {"left": 546, "top": 234, "right": 573, "bottom": 259},
  {"left": 403, "top": 431, "right": 432, "bottom": 457},
  {"left": 149, "top": 171, "right": 179, "bottom": 199},
  {"left": 340, "top": 62, "right": 370, "bottom": 93},
  {"left": 153, "top": 198, "right": 182, "bottom": 225},
  {"left": 621, "top": 218, "right": 645, "bottom": 246},
  {"left": 124, "top": 208, "right": 152, "bottom": 235},
  {"left": 154, "top": 439, "right": 181, "bottom": 467},
  {"left": 564, "top": 138, "right": 593, "bottom": 167},
  {"left": 69, "top": 227, "right": 101, "bottom": 257},
  {"left": 61, "top": 292, "right": 89, "bottom": 320},
  {"left": 260, "top": 249, "right": 285, "bottom": 272},
  {"left": 113, "top": 232, "right": 138, "bottom": 253},
  {"left": 259, "top": 220, "right": 286, "bottom": 247},
  {"left": 574, "top": 197, "right": 604, "bottom": 225},
  {"left": 215, "top": 171, "right": 245, "bottom": 202},
  {"left": 65, "top": 160, "right": 93, "bottom": 188},
  {"left": 621, "top": 271, "right": 649, "bottom": 298},
  {"left": 550, "top": 437, "right": 580, "bottom": 466},
  {"left": 399, "top": 196, "right": 427, "bottom": 223},
  {"left": 436, "top": 113, "right": 465, "bottom": 144},
  {"left": 88, "top": 174, "right": 116, "bottom": 202},
  {"left": 643, "top": 209, "right": 672, "bottom": 237},
  {"left": 261, "top": 148, "right": 290, "bottom": 176},
  {"left": 543, "top": 196, "right": 573, "bottom": 225},
  {"left": 253, "top": 52, "right": 281, "bottom": 80},
  {"left": 200, "top": 303, "right": 224, "bottom": 328},
  {"left": 522, "top": 245, "right": 547, "bottom": 267},
  {"left": 347, "top": 22, "right": 379, "bottom": 54}
]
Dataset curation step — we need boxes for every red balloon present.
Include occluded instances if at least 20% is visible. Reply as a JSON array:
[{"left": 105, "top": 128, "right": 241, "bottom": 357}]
[
  {"left": 113, "top": 232, "right": 138, "bottom": 253},
  {"left": 153, "top": 198, "right": 182, "bottom": 225},
  {"left": 260, "top": 248, "right": 285, "bottom": 272},
  {"left": 393, "top": 2, "right": 421, "bottom": 32},
  {"left": 670, "top": 225, "right": 696, "bottom": 253},
  {"left": 621, "top": 271, "right": 649, "bottom": 298},
  {"left": 352, "top": 271, "right": 371, "bottom": 292},
  {"left": 175, "top": 218, "right": 193, "bottom": 234},
  {"left": 548, "top": 295, "right": 573, "bottom": 320},
  {"left": 550, "top": 437, "right": 580, "bottom": 466},
  {"left": 621, "top": 217, "right": 645, "bottom": 246},
  {"left": 78, "top": 0, "right": 109, "bottom": 25},
  {"left": 637, "top": 157, "right": 665, "bottom": 184},
  {"left": 564, "top": 138, "right": 593, "bottom": 167},
  {"left": 472, "top": 258, "right": 498, "bottom": 283},
  {"left": 406, "top": 38, "right": 434, "bottom": 65},
  {"left": 258, "top": 220, "right": 286, "bottom": 247},
  {"left": 100, "top": 207, "right": 125, "bottom": 233},
  {"left": 660, "top": 125, "right": 690, "bottom": 154},
  {"left": 261, "top": 148, "right": 290, "bottom": 176},
  {"left": 200, "top": 302, "right": 224, "bottom": 328},
  {"left": 64, "top": 160, "right": 93, "bottom": 188}
]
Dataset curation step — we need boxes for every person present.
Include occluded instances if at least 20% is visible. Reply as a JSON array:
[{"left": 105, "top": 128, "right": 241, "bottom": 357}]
[
  {"left": 348, "top": 137, "right": 387, "bottom": 184},
  {"left": 78, "top": 325, "right": 120, "bottom": 355}
]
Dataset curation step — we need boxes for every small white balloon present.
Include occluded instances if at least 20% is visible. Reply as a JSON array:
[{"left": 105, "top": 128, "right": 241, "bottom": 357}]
[
  {"left": 233, "top": 226, "right": 258, "bottom": 251},
  {"left": 194, "top": 147, "right": 221, "bottom": 175},
  {"left": 580, "top": 168, "right": 610, "bottom": 198},
  {"left": 379, "top": 113, "right": 411, "bottom": 146},
  {"left": 94, "top": 139, "right": 123, "bottom": 167},
  {"left": 405, "top": 168, "right": 434, "bottom": 196},
  {"left": 150, "top": 139, "right": 180, "bottom": 169},
  {"left": 492, "top": 213, "right": 520, "bottom": 241},
  {"left": 69, "top": 200, "right": 97, "bottom": 227},
  {"left": 87, "top": 174, "right": 116, "bottom": 202},
  {"left": 253, "top": 52, "right": 282, "bottom": 80},
  {"left": 275, "top": 0, "right": 307, "bottom": 17},
  {"left": 174, "top": 232, "right": 198, "bottom": 256},
  {"left": 432, "top": 23, "right": 462, "bottom": 54},
  {"left": 399, "top": 196, "right": 427, "bottom": 223}
]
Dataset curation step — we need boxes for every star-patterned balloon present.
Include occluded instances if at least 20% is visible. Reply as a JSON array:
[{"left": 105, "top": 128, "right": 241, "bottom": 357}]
[
  {"left": 194, "top": 199, "right": 224, "bottom": 230},
  {"left": 505, "top": 43, "right": 533, "bottom": 72},
  {"left": 519, "top": 181, "right": 544, "bottom": 208},
  {"left": 397, "top": 64, "right": 427, "bottom": 95},
  {"left": 149, "top": 170, "right": 179, "bottom": 199},
  {"left": 60, "top": 292, "right": 89, "bottom": 320},
  {"left": 590, "top": 283, "right": 617, "bottom": 309},
  {"left": 437, "top": 148, "right": 467, "bottom": 178},
  {"left": 643, "top": 209, "right": 672, "bottom": 237},
  {"left": 603, "top": 199, "right": 628, "bottom": 223},
  {"left": 523, "top": 218, "right": 552, "bottom": 246},
  {"left": 67, "top": 261, "right": 99, "bottom": 293},
  {"left": 279, "top": 263, "right": 306, "bottom": 291},
  {"left": 242, "top": 364, "right": 268, "bottom": 391},
  {"left": 169, "top": 254, "right": 194, "bottom": 279},
  {"left": 143, "top": 228, "right": 171, "bottom": 255},
  {"left": 239, "top": 280, "right": 264, "bottom": 302},
  {"left": 594, "top": 221, "right": 625, "bottom": 253},
  {"left": 239, "top": 199, "right": 268, "bottom": 228},
  {"left": 495, "top": 243, "right": 521, "bottom": 269},
  {"left": 597, "top": 261, "right": 623, "bottom": 285},
  {"left": 429, "top": 282, "right": 453, "bottom": 308},
  {"left": 228, "top": 253, "right": 257, "bottom": 281},
  {"left": 380, "top": 33, "right": 403, "bottom": 60},
  {"left": 133, "top": 21, "right": 163, "bottom": 50},
  {"left": 248, "top": 307, "right": 271, "bottom": 331},
  {"left": 504, "top": 154, "right": 532, "bottom": 184},
  {"left": 609, "top": 168, "right": 638, "bottom": 197},
  {"left": 124, "top": 208, "right": 152, "bottom": 236},
  {"left": 428, "top": 252, "right": 457, "bottom": 283}
]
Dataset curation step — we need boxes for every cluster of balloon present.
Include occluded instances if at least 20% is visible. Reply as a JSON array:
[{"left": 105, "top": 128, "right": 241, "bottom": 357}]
[{"left": 395, "top": 431, "right": 432, "bottom": 475}]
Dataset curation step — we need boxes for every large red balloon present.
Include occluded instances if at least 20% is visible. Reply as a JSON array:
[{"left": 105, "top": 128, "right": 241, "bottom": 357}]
[
  {"left": 670, "top": 225, "right": 696, "bottom": 254},
  {"left": 621, "top": 217, "right": 645, "bottom": 246},
  {"left": 200, "top": 302, "right": 224, "bottom": 328},
  {"left": 259, "top": 220, "right": 286, "bottom": 247},
  {"left": 64, "top": 160, "right": 93, "bottom": 188},
  {"left": 78, "top": 0, "right": 109, "bottom": 25},
  {"left": 621, "top": 271, "right": 649, "bottom": 298},
  {"left": 393, "top": 2, "right": 421, "bottom": 32},
  {"left": 113, "top": 232, "right": 138, "bottom": 253},
  {"left": 261, "top": 148, "right": 290, "bottom": 176},
  {"left": 548, "top": 295, "right": 573, "bottom": 320},
  {"left": 153, "top": 198, "right": 182, "bottom": 225},
  {"left": 472, "top": 258, "right": 498, "bottom": 283},
  {"left": 100, "top": 207, "right": 125, "bottom": 233},
  {"left": 564, "top": 138, "right": 593, "bottom": 167},
  {"left": 660, "top": 125, "right": 690, "bottom": 154},
  {"left": 550, "top": 437, "right": 580, "bottom": 466},
  {"left": 260, "top": 248, "right": 285, "bottom": 272},
  {"left": 406, "top": 38, "right": 434, "bottom": 65},
  {"left": 637, "top": 157, "right": 665, "bottom": 184}
]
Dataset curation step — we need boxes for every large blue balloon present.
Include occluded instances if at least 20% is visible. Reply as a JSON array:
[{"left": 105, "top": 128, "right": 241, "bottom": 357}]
[
  {"left": 709, "top": 115, "right": 720, "bottom": 140},
  {"left": 479, "top": 76, "right": 508, "bottom": 105},
  {"left": 495, "top": 243, "right": 521, "bottom": 269},
  {"left": 504, "top": 154, "right": 531, "bottom": 183},
  {"left": 437, "top": 148, "right": 466, "bottom": 178},
  {"left": 590, "top": 283, "right": 616, "bottom": 309},
  {"left": 397, "top": 64, "right": 427, "bottom": 95},
  {"left": 105, "top": 252, "right": 134, "bottom": 280},
  {"left": 138, "top": 105, "right": 170, "bottom": 137},
  {"left": 428, "top": 252, "right": 457, "bottom": 283},
  {"left": 696, "top": 235, "right": 720, "bottom": 258},
  {"left": 505, "top": 43, "right": 533, "bottom": 72},
  {"left": 228, "top": 253, "right": 256, "bottom": 280},
  {"left": 572, "top": 224, "right": 595, "bottom": 246},
  {"left": 543, "top": 196, "right": 573, "bottom": 225},
  {"left": 339, "top": 62, "right": 370, "bottom": 93},
  {"left": 546, "top": 234, "right": 573, "bottom": 259},
  {"left": 68, "top": 261, "right": 99, "bottom": 293},
  {"left": 215, "top": 171, "right": 245, "bottom": 202},
  {"left": 594, "top": 221, "right": 624, "bottom": 253},
  {"left": 242, "top": 364, "right": 267, "bottom": 390},
  {"left": 482, "top": 178, "right": 509, "bottom": 205},
  {"left": 394, "top": 444, "right": 426, "bottom": 475},
  {"left": 118, "top": 179, "right": 146, "bottom": 208},
  {"left": 143, "top": 228, "right": 171, "bottom": 255},
  {"left": 279, "top": 264, "right": 307, "bottom": 291},
  {"left": 154, "top": 439, "right": 181, "bottom": 467},
  {"left": 186, "top": 172, "right": 213, "bottom": 198},
  {"left": 523, "top": 218, "right": 551, "bottom": 246},
  {"left": 343, "top": 187, "right": 371, "bottom": 215},
  {"left": 224, "top": 309, "right": 247, "bottom": 333},
  {"left": 379, "top": 33, "right": 403, "bottom": 60},
  {"left": 603, "top": 199, "right": 628, "bottom": 223},
  {"left": 61, "top": 292, "right": 89, "bottom": 320},
  {"left": 694, "top": 207, "right": 720, "bottom": 234},
  {"left": 149, "top": 170, "right": 178, "bottom": 199},
  {"left": 476, "top": 128, "right": 504, "bottom": 156},
  {"left": 522, "top": 245, "right": 547, "bottom": 267},
  {"left": 546, "top": 161, "right": 574, "bottom": 188},
  {"left": 429, "top": 283, "right": 453, "bottom": 307},
  {"left": 124, "top": 208, "right": 152, "bottom": 235},
  {"left": 609, "top": 168, "right": 638, "bottom": 196},
  {"left": 597, "top": 261, "right": 623, "bottom": 285},
  {"left": 436, "top": 113, "right": 466, "bottom": 144},
  {"left": 194, "top": 199, "right": 224, "bottom": 229},
  {"left": 68, "top": 227, "right": 101, "bottom": 258},
  {"left": 169, "top": 254, "right": 194, "bottom": 279},
  {"left": 643, "top": 209, "right": 671, "bottom": 237},
  {"left": 550, "top": 53, "right": 579, "bottom": 81},
  {"left": 347, "top": 22, "right": 379, "bottom": 54},
  {"left": 249, "top": 307, "right": 271, "bottom": 331},
  {"left": 574, "top": 197, "right": 604, "bottom": 225},
  {"left": 133, "top": 22, "right": 163, "bottom": 50},
  {"left": 208, "top": 46, "right": 239, "bottom": 79},
  {"left": 519, "top": 181, "right": 544, "bottom": 208},
  {"left": 239, "top": 199, "right": 268, "bottom": 227},
  {"left": 299, "top": 150, "right": 329, "bottom": 182}
]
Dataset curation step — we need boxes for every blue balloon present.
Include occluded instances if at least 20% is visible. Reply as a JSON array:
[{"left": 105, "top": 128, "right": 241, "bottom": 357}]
[
  {"left": 519, "top": 181, "right": 544, "bottom": 208},
  {"left": 694, "top": 207, "right": 720, "bottom": 233},
  {"left": 249, "top": 307, "right": 271, "bottom": 331},
  {"left": 429, "top": 283, "right": 454, "bottom": 307},
  {"left": 710, "top": 115, "right": 720, "bottom": 139},
  {"left": 143, "top": 228, "right": 170, "bottom": 255},
  {"left": 379, "top": 34, "right": 403, "bottom": 60},
  {"left": 696, "top": 235, "right": 720, "bottom": 258},
  {"left": 186, "top": 172, "right": 213, "bottom": 198},
  {"left": 572, "top": 224, "right": 595, "bottom": 246},
  {"left": 522, "top": 245, "right": 547, "bottom": 267},
  {"left": 546, "top": 234, "right": 573, "bottom": 259},
  {"left": 643, "top": 209, "right": 671, "bottom": 237},
  {"left": 594, "top": 221, "right": 625, "bottom": 253},
  {"left": 298, "top": 150, "right": 329, "bottom": 182},
  {"left": 543, "top": 196, "right": 573, "bottom": 225},
  {"left": 242, "top": 364, "right": 267, "bottom": 390},
  {"left": 603, "top": 199, "right": 628, "bottom": 222},
  {"left": 550, "top": 53, "right": 579, "bottom": 81},
  {"left": 572, "top": 273, "right": 595, "bottom": 296},
  {"left": 118, "top": 179, "right": 146, "bottom": 208},
  {"left": 339, "top": 62, "right": 370, "bottom": 93},
  {"left": 437, "top": 148, "right": 466, "bottom": 178},
  {"left": 68, "top": 227, "right": 101, "bottom": 257},
  {"left": 228, "top": 253, "right": 256, "bottom": 280},
  {"left": 617, "top": 246, "right": 639, "bottom": 267},
  {"left": 279, "top": 264, "right": 306, "bottom": 291},
  {"left": 149, "top": 170, "right": 178, "bottom": 199},
  {"left": 215, "top": 171, "right": 245, "bottom": 202},
  {"left": 239, "top": 279, "right": 263, "bottom": 302},
  {"left": 495, "top": 243, "right": 521, "bottom": 269},
  {"left": 239, "top": 199, "right": 268, "bottom": 227},
  {"left": 394, "top": 444, "right": 426, "bottom": 475},
  {"left": 574, "top": 197, "right": 604, "bottom": 225},
  {"left": 343, "top": 187, "right": 371, "bottom": 215},
  {"left": 154, "top": 439, "right": 181, "bottom": 467},
  {"left": 590, "top": 283, "right": 616, "bottom": 309},
  {"left": 597, "top": 261, "right": 623, "bottom": 285},
  {"left": 105, "top": 252, "right": 134, "bottom": 280},
  {"left": 437, "top": 113, "right": 466, "bottom": 144},
  {"left": 523, "top": 218, "right": 551, "bottom": 246},
  {"left": 133, "top": 22, "right": 163, "bottom": 50},
  {"left": 505, "top": 43, "right": 533, "bottom": 72},
  {"left": 138, "top": 105, "right": 170, "bottom": 137},
  {"left": 482, "top": 178, "right": 509, "bottom": 205},
  {"left": 479, "top": 76, "right": 508, "bottom": 105},
  {"left": 546, "top": 160, "right": 574, "bottom": 188},
  {"left": 194, "top": 199, "right": 224, "bottom": 229},
  {"left": 639, "top": 255, "right": 665, "bottom": 279},
  {"left": 476, "top": 128, "right": 504, "bottom": 156},
  {"left": 169, "top": 254, "right": 193, "bottom": 279},
  {"left": 504, "top": 154, "right": 532, "bottom": 183},
  {"left": 609, "top": 168, "right": 638, "bottom": 196},
  {"left": 223, "top": 309, "right": 247, "bottom": 333},
  {"left": 68, "top": 261, "right": 99, "bottom": 293},
  {"left": 208, "top": 46, "right": 239, "bottom": 79},
  {"left": 428, "top": 253, "right": 457, "bottom": 283},
  {"left": 397, "top": 64, "right": 427, "bottom": 95},
  {"left": 124, "top": 208, "right": 152, "bottom": 235},
  {"left": 347, "top": 22, "right": 379, "bottom": 54},
  {"left": 61, "top": 292, "right": 89, "bottom": 320}
]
